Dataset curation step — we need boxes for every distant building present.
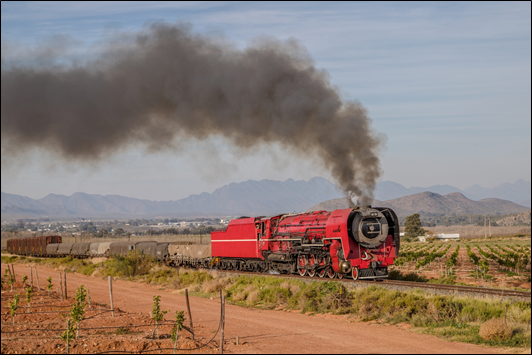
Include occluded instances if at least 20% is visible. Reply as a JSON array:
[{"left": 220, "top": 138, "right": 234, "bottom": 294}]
[{"left": 437, "top": 233, "right": 460, "bottom": 241}]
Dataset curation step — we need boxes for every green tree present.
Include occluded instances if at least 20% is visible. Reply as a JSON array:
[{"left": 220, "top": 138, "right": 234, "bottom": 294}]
[
  {"left": 25, "top": 286, "right": 33, "bottom": 313},
  {"left": 171, "top": 311, "right": 186, "bottom": 344},
  {"left": 479, "top": 259, "right": 489, "bottom": 280},
  {"left": 9, "top": 294, "right": 19, "bottom": 324},
  {"left": 46, "top": 277, "right": 53, "bottom": 297},
  {"left": 151, "top": 295, "right": 168, "bottom": 339},
  {"left": 404, "top": 213, "right": 426, "bottom": 240},
  {"left": 70, "top": 285, "right": 87, "bottom": 338}
]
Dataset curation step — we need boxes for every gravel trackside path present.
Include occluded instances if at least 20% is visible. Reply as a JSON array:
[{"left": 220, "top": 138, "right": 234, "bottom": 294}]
[{"left": 4, "top": 263, "right": 510, "bottom": 354}]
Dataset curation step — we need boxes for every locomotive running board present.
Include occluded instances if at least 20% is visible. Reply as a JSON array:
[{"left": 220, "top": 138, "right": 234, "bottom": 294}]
[{"left": 358, "top": 275, "right": 388, "bottom": 280}]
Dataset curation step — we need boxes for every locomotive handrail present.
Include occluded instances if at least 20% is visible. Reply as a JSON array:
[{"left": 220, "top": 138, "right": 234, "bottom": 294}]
[{"left": 261, "top": 238, "right": 302, "bottom": 241}]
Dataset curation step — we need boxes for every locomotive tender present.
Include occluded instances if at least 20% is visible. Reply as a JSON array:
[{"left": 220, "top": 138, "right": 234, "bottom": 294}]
[{"left": 6, "top": 206, "right": 399, "bottom": 280}]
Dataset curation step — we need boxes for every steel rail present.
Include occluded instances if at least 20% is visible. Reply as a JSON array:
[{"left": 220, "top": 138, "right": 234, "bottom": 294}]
[{"left": 214, "top": 269, "right": 531, "bottom": 299}]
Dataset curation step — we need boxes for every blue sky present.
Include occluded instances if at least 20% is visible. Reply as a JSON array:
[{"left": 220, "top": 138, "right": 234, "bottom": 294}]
[{"left": 1, "top": 1, "right": 531, "bottom": 200}]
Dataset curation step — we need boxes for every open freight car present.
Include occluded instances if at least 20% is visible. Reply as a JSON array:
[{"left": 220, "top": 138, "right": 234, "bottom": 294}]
[{"left": 7, "top": 236, "right": 62, "bottom": 256}]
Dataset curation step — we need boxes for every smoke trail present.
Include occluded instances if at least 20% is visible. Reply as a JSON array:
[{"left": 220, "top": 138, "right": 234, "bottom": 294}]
[{"left": 1, "top": 22, "right": 384, "bottom": 204}]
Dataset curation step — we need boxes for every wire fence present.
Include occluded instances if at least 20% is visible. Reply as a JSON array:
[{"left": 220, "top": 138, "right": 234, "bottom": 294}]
[{"left": 1, "top": 268, "right": 228, "bottom": 354}]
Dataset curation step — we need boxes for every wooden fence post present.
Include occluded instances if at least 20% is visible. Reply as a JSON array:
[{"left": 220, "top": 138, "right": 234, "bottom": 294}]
[
  {"left": 59, "top": 272, "right": 64, "bottom": 302},
  {"left": 219, "top": 291, "right": 225, "bottom": 354},
  {"left": 34, "top": 266, "right": 40, "bottom": 290},
  {"left": 185, "top": 289, "right": 194, "bottom": 339},
  {"left": 6, "top": 264, "right": 13, "bottom": 279},
  {"left": 66, "top": 319, "right": 70, "bottom": 355},
  {"left": 63, "top": 271, "right": 67, "bottom": 299},
  {"left": 108, "top": 276, "right": 115, "bottom": 317}
]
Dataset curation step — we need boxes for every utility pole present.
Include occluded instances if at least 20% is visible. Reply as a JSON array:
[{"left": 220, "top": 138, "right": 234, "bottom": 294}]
[
  {"left": 484, "top": 218, "right": 487, "bottom": 239},
  {"left": 488, "top": 218, "right": 491, "bottom": 237}
]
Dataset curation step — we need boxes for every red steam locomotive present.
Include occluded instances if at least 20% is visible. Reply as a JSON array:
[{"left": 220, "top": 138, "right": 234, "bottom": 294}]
[{"left": 212, "top": 205, "right": 400, "bottom": 279}]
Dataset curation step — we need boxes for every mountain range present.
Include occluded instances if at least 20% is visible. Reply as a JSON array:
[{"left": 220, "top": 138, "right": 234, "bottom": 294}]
[
  {"left": 1, "top": 177, "right": 529, "bottom": 219},
  {"left": 1, "top": 177, "right": 343, "bottom": 218},
  {"left": 375, "top": 179, "right": 530, "bottom": 207},
  {"left": 308, "top": 192, "right": 529, "bottom": 217}
]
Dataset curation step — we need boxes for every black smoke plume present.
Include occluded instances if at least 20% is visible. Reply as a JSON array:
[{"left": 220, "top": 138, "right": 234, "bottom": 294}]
[{"left": 1, "top": 22, "right": 384, "bottom": 204}]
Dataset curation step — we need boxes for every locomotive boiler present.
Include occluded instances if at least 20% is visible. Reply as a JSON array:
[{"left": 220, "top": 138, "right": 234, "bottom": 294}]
[{"left": 211, "top": 206, "right": 400, "bottom": 279}]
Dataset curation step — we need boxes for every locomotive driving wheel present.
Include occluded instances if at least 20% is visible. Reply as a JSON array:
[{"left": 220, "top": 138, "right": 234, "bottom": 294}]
[
  {"left": 326, "top": 268, "right": 336, "bottom": 279},
  {"left": 317, "top": 257, "right": 327, "bottom": 278},
  {"left": 307, "top": 254, "right": 316, "bottom": 277},
  {"left": 351, "top": 267, "right": 359, "bottom": 280},
  {"left": 298, "top": 256, "right": 308, "bottom": 276},
  {"left": 337, "top": 273, "right": 345, "bottom": 280}
]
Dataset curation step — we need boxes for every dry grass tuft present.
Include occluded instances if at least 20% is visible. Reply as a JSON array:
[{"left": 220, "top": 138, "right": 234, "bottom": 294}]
[
  {"left": 232, "top": 291, "right": 247, "bottom": 302},
  {"left": 427, "top": 302, "right": 440, "bottom": 321},
  {"left": 479, "top": 318, "right": 513, "bottom": 341},
  {"left": 246, "top": 290, "right": 260, "bottom": 305},
  {"left": 202, "top": 277, "right": 230, "bottom": 294},
  {"left": 280, "top": 281, "right": 291, "bottom": 290},
  {"left": 169, "top": 277, "right": 181, "bottom": 289},
  {"left": 244, "top": 285, "right": 257, "bottom": 293}
]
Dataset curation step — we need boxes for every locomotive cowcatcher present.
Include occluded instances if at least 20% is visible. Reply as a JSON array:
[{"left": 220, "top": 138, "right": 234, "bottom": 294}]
[{"left": 211, "top": 206, "right": 400, "bottom": 279}]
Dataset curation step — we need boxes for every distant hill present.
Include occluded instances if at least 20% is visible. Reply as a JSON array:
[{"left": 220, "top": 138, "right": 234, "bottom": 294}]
[
  {"left": 496, "top": 211, "right": 531, "bottom": 226},
  {"left": 308, "top": 191, "right": 529, "bottom": 217},
  {"left": 1, "top": 177, "right": 344, "bottom": 218},
  {"left": 375, "top": 179, "right": 530, "bottom": 207}
]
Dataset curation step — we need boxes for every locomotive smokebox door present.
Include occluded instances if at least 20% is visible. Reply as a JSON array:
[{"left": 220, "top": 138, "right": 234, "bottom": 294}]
[{"left": 350, "top": 209, "right": 389, "bottom": 249}]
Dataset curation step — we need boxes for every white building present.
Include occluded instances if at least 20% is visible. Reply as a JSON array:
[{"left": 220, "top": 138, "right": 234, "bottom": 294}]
[{"left": 437, "top": 233, "right": 460, "bottom": 241}]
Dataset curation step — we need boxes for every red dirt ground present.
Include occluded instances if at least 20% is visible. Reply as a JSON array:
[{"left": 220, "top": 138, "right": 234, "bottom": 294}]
[{"left": 0, "top": 263, "right": 518, "bottom": 354}]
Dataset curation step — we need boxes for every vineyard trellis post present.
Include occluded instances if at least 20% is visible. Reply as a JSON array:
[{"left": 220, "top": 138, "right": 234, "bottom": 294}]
[
  {"left": 63, "top": 271, "right": 67, "bottom": 299},
  {"left": 11, "top": 264, "right": 16, "bottom": 281},
  {"left": 219, "top": 290, "right": 225, "bottom": 355},
  {"left": 59, "top": 273, "right": 64, "bottom": 302},
  {"left": 34, "top": 267, "right": 40, "bottom": 291},
  {"left": 30, "top": 266, "right": 33, "bottom": 288},
  {"left": 185, "top": 288, "right": 194, "bottom": 339},
  {"left": 108, "top": 276, "right": 115, "bottom": 317},
  {"left": 66, "top": 319, "right": 70, "bottom": 355}
]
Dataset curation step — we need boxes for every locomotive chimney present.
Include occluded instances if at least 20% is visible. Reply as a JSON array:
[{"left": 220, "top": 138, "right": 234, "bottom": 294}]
[{"left": 355, "top": 200, "right": 371, "bottom": 208}]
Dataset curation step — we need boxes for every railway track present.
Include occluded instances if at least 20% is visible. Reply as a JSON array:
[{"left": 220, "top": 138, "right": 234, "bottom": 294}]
[
  {"left": 218, "top": 269, "right": 532, "bottom": 299},
  {"left": 373, "top": 279, "right": 531, "bottom": 298}
]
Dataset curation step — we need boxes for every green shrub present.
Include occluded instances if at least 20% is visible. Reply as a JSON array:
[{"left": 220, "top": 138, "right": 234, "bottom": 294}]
[
  {"left": 100, "top": 251, "right": 154, "bottom": 277},
  {"left": 429, "top": 275, "right": 457, "bottom": 285},
  {"left": 177, "top": 270, "right": 213, "bottom": 287},
  {"left": 387, "top": 269, "right": 428, "bottom": 282}
]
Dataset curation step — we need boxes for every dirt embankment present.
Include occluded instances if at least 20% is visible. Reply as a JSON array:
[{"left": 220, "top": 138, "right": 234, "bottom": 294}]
[{"left": 1, "top": 263, "right": 514, "bottom": 354}]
